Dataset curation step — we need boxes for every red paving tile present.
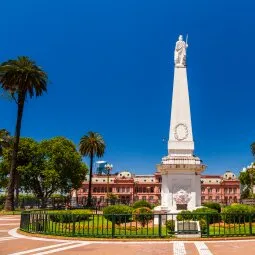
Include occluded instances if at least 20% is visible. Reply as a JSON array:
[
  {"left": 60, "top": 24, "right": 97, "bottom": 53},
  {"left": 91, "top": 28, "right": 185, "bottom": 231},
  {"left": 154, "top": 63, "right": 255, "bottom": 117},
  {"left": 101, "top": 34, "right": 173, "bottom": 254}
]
[
  {"left": 53, "top": 243, "right": 174, "bottom": 255},
  {"left": 0, "top": 239, "right": 63, "bottom": 255}
]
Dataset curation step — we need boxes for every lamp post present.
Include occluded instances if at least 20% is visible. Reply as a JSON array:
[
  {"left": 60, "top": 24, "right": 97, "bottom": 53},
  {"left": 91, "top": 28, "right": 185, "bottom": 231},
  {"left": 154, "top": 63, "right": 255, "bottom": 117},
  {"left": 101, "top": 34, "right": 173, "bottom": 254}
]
[
  {"left": 104, "top": 163, "right": 113, "bottom": 200},
  {"left": 133, "top": 181, "right": 138, "bottom": 203}
]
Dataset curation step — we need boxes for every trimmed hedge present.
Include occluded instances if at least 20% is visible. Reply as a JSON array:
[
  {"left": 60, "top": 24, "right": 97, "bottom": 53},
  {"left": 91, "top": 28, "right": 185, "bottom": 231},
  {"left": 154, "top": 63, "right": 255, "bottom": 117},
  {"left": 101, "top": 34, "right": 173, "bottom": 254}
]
[
  {"left": 176, "top": 210, "right": 193, "bottom": 221},
  {"left": 203, "top": 202, "right": 221, "bottom": 213},
  {"left": 133, "top": 207, "right": 153, "bottom": 227},
  {"left": 176, "top": 208, "right": 219, "bottom": 224},
  {"left": 103, "top": 205, "right": 133, "bottom": 224},
  {"left": 222, "top": 204, "right": 255, "bottom": 223},
  {"left": 132, "top": 200, "right": 152, "bottom": 209},
  {"left": 192, "top": 207, "right": 220, "bottom": 224},
  {"left": 48, "top": 209, "right": 92, "bottom": 223},
  {"left": 165, "top": 219, "right": 175, "bottom": 233}
]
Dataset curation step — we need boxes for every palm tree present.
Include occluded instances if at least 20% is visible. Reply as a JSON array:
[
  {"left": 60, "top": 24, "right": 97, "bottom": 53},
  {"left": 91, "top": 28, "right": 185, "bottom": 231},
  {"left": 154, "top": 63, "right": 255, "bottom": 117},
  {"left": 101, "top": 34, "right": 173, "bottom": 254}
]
[
  {"left": 79, "top": 131, "right": 105, "bottom": 207},
  {"left": 0, "top": 129, "right": 11, "bottom": 156},
  {"left": 251, "top": 142, "right": 255, "bottom": 158},
  {"left": 0, "top": 56, "right": 48, "bottom": 211}
]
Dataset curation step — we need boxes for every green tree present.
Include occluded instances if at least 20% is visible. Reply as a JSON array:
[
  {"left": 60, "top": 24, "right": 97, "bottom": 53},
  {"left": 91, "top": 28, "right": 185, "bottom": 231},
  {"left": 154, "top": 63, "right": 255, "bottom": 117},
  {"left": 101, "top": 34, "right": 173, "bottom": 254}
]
[
  {"left": 79, "top": 131, "right": 105, "bottom": 207},
  {"left": 0, "top": 137, "right": 87, "bottom": 208},
  {"left": 0, "top": 56, "right": 48, "bottom": 210},
  {"left": 239, "top": 166, "right": 255, "bottom": 198},
  {"left": 0, "top": 129, "right": 11, "bottom": 156},
  {"left": 20, "top": 137, "right": 87, "bottom": 207}
]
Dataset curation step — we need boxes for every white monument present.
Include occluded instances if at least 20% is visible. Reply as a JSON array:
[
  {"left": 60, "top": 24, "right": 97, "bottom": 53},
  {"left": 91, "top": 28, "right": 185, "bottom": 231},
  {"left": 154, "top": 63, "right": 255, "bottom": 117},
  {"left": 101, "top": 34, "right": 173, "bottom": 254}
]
[{"left": 155, "top": 35, "right": 206, "bottom": 213}]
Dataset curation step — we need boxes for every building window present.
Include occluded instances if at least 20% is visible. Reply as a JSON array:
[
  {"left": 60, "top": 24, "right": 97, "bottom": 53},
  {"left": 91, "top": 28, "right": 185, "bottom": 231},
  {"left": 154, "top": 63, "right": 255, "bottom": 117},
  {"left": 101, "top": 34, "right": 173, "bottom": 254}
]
[
  {"left": 142, "top": 196, "right": 146, "bottom": 200},
  {"left": 103, "top": 180, "right": 105, "bottom": 182},
  {"left": 201, "top": 187, "right": 205, "bottom": 192},
  {"left": 150, "top": 187, "right": 154, "bottom": 193},
  {"left": 209, "top": 196, "right": 212, "bottom": 200},
  {"left": 126, "top": 187, "right": 130, "bottom": 193},
  {"left": 116, "top": 188, "right": 120, "bottom": 193},
  {"left": 229, "top": 188, "right": 232, "bottom": 193},
  {"left": 224, "top": 188, "right": 227, "bottom": 194},
  {"left": 149, "top": 196, "right": 154, "bottom": 200},
  {"left": 201, "top": 196, "right": 205, "bottom": 201},
  {"left": 208, "top": 188, "right": 212, "bottom": 193},
  {"left": 233, "top": 188, "right": 237, "bottom": 193},
  {"left": 216, "top": 196, "right": 220, "bottom": 201},
  {"left": 216, "top": 188, "right": 220, "bottom": 193},
  {"left": 151, "top": 179, "right": 154, "bottom": 182}
]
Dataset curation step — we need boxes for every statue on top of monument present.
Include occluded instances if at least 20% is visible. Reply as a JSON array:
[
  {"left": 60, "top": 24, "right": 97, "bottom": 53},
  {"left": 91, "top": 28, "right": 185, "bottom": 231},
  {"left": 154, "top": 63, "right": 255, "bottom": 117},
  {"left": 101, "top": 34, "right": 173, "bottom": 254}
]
[{"left": 174, "top": 35, "right": 188, "bottom": 67}]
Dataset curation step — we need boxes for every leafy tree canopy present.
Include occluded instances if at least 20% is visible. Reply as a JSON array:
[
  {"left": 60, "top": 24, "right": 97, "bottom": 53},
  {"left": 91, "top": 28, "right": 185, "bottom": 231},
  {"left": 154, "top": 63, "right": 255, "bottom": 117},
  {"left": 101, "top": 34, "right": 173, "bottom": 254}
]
[{"left": 0, "top": 136, "right": 88, "bottom": 206}]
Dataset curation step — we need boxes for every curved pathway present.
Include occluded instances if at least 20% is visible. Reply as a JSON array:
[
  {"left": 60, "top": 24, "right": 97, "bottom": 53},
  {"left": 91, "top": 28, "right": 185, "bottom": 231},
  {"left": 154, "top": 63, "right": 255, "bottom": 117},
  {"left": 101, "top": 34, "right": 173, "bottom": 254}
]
[{"left": 1, "top": 215, "right": 255, "bottom": 254}]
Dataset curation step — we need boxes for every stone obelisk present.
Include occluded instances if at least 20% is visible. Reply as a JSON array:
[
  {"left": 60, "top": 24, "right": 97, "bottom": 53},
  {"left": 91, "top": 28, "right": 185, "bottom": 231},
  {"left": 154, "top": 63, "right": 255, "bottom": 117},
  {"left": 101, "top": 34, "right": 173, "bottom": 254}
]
[{"left": 156, "top": 35, "right": 206, "bottom": 213}]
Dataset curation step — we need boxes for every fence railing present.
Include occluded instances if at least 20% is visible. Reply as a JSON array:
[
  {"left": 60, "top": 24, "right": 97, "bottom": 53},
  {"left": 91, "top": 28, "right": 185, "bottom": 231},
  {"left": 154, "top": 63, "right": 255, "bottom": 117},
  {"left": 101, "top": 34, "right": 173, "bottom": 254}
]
[{"left": 20, "top": 212, "right": 255, "bottom": 238}]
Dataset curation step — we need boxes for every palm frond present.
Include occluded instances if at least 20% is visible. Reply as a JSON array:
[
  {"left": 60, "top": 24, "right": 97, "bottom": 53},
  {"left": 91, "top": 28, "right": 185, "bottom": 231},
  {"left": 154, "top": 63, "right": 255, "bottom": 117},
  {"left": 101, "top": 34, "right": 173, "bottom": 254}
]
[
  {"left": 0, "top": 56, "right": 48, "bottom": 100},
  {"left": 79, "top": 131, "right": 105, "bottom": 158}
]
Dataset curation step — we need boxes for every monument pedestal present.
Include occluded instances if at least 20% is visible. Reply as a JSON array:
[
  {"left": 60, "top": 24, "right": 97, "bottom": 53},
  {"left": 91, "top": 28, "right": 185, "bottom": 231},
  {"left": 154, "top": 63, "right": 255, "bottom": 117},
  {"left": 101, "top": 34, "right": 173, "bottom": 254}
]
[{"left": 155, "top": 155, "right": 206, "bottom": 212}]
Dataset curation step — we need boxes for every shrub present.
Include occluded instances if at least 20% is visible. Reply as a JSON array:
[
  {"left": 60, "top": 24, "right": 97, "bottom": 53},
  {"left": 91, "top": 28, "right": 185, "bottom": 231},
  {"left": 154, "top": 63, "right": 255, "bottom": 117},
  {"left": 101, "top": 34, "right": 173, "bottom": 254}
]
[
  {"left": 176, "top": 210, "right": 193, "bottom": 221},
  {"left": 48, "top": 209, "right": 92, "bottom": 223},
  {"left": 103, "top": 205, "right": 132, "bottom": 225},
  {"left": 203, "top": 202, "right": 221, "bottom": 213},
  {"left": 133, "top": 207, "right": 153, "bottom": 227},
  {"left": 192, "top": 207, "right": 219, "bottom": 224},
  {"left": 222, "top": 204, "right": 255, "bottom": 223},
  {"left": 165, "top": 219, "right": 175, "bottom": 233},
  {"left": 132, "top": 200, "right": 152, "bottom": 209},
  {"left": 199, "top": 219, "right": 207, "bottom": 234}
]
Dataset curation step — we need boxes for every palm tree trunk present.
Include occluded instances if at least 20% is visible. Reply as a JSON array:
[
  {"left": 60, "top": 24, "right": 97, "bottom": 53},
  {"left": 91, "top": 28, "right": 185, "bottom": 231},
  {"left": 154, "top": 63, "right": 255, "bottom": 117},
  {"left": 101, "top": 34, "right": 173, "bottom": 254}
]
[
  {"left": 4, "top": 93, "right": 25, "bottom": 211},
  {"left": 87, "top": 153, "right": 94, "bottom": 207},
  {"left": 15, "top": 171, "right": 20, "bottom": 208}
]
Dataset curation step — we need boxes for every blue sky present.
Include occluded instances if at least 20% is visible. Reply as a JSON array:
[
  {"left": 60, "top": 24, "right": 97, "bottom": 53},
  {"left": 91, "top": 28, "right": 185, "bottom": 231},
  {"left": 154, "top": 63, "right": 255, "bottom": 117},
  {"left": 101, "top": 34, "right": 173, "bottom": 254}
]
[{"left": 1, "top": 0, "right": 255, "bottom": 175}]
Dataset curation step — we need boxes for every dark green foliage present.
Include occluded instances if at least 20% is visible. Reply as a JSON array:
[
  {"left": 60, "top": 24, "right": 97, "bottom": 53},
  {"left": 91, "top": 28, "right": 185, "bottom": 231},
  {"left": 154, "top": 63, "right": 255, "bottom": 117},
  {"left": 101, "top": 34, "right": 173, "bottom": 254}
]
[
  {"left": 133, "top": 207, "right": 153, "bottom": 227},
  {"left": 192, "top": 207, "right": 220, "bottom": 224},
  {"left": 132, "top": 200, "right": 152, "bottom": 209},
  {"left": 222, "top": 204, "right": 255, "bottom": 223},
  {"left": 176, "top": 208, "right": 219, "bottom": 224},
  {"left": 199, "top": 219, "right": 207, "bottom": 234},
  {"left": 176, "top": 210, "right": 193, "bottom": 221},
  {"left": 165, "top": 219, "right": 175, "bottom": 233},
  {"left": 203, "top": 202, "right": 221, "bottom": 213},
  {"left": 48, "top": 209, "right": 92, "bottom": 223},
  {"left": 103, "top": 205, "right": 132, "bottom": 224}
]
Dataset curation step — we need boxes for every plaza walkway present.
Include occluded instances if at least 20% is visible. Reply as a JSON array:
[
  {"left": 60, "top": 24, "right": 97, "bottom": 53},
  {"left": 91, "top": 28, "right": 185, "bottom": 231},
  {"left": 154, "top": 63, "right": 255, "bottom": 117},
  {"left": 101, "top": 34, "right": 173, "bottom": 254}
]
[{"left": 1, "top": 215, "right": 255, "bottom": 254}]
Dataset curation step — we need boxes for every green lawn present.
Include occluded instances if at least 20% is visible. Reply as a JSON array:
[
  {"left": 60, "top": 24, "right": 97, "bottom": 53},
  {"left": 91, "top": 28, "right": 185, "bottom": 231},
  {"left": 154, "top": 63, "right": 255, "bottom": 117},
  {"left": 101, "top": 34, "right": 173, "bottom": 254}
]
[{"left": 25, "top": 214, "right": 169, "bottom": 238}]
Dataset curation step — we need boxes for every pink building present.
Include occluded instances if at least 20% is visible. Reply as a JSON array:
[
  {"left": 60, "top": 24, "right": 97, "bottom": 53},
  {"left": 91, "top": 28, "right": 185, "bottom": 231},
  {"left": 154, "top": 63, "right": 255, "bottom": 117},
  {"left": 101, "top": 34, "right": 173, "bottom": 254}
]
[
  {"left": 201, "top": 171, "right": 240, "bottom": 204},
  {"left": 77, "top": 170, "right": 240, "bottom": 205}
]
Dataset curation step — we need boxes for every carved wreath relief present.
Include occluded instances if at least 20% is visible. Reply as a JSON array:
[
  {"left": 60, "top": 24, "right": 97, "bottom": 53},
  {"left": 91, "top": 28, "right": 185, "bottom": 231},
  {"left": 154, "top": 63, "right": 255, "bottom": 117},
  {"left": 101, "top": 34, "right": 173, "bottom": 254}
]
[
  {"left": 174, "top": 123, "right": 189, "bottom": 141},
  {"left": 173, "top": 189, "right": 191, "bottom": 205}
]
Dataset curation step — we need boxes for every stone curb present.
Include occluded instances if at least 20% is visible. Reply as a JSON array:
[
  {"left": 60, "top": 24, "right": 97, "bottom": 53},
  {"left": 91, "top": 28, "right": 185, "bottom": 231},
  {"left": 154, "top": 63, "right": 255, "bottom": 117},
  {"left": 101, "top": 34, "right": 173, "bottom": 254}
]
[{"left": 17, "top": 229, "right": 255, "bottom": 242}]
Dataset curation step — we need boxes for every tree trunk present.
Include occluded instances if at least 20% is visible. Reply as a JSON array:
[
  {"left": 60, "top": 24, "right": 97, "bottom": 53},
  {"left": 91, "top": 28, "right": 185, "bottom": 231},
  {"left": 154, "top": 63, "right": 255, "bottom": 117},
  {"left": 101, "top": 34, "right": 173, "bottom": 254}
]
[
  {"left": 4, "top": 93, "right": 25, "bottom": 211},
  {"left": 15, "top": 171, "right": 20, "bottom": 208},
  {"left": 87, "top": 153, "right": 94, "bottom": 207}
]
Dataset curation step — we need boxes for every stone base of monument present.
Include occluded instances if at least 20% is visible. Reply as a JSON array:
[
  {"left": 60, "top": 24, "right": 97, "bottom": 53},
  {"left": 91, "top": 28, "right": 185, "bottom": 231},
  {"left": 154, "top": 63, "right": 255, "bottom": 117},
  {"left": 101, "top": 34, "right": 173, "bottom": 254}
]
[{"left": 175, "top": 220, "right": 201, "bottom": 238}]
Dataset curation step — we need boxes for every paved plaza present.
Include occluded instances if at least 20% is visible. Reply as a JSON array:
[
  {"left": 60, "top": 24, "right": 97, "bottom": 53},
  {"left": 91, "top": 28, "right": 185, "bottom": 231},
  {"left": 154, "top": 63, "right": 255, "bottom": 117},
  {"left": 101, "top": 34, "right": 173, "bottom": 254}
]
[{"left": 0, "top": 215, "right": 255, "bottom": 254}]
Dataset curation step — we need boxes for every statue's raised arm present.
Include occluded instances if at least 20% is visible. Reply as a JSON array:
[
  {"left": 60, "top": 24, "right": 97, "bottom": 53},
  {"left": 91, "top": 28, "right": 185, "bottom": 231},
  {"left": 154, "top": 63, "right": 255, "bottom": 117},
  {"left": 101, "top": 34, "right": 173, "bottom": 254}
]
[{"left": 174, "top": 35, "right": 188, "bottom": 67}]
